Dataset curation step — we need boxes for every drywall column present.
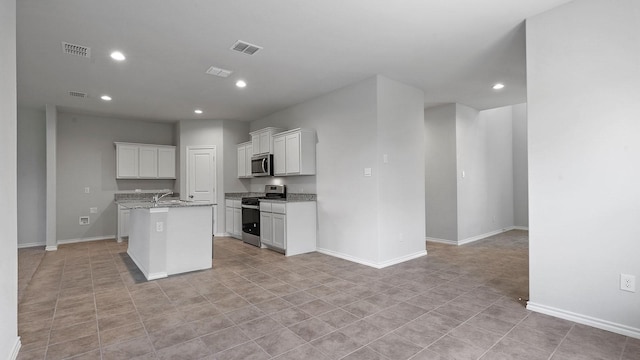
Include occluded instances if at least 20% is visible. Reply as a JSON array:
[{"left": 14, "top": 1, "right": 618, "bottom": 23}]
[
  {"left": 45, "top": 104, "right": 57, "bottom": 251},
  {"left": 0, "top": 0, "right": 20, "bottom": 357},
  {"left": 424, "top": 104, "right": 458, "bottom": 241},
  {"left": 376, "top": 76, "right": 426, "bottom": 265},
  {"left": 527, "top": 0, "right": 640, "bottom": 337},
  {"left": 512, "top": 103, "right": 528, "bottom": 228}
]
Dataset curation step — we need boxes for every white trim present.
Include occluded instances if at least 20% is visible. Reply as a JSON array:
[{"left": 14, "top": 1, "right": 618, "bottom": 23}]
[
  {"left": 56, "top": 235, "right": 115, "bottom": 245},
  {"left": 45, "top": 245, "right": 58, "bottom": 252},
  {"left": 317, "top": 248, "right": 427, "bottom": 269},
  {"left": 527, "top": 302, "right": 640, "bottom": 339},
  {"left": 513, "top": 226, "right": 529, "bottom": 231},
  {"left": 9, "top": 337, "right": 21, "bottom": 360},
  {"left": 214, "top": 232, "right": 228, "bottom": 237},
  {"left": 18, "top": 242, "right": 45, "bottom": 249},
  {"left": 426, "top": 237, "right": 457, "bottom": 245},
  {"left": 426, "top": 227, "right": 521, "bottom": 246}
]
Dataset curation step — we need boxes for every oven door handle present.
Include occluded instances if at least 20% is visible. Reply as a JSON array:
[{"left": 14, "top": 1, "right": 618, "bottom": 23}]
[{"left": 241, "top": 204, "right": 259, "bottom": 210}]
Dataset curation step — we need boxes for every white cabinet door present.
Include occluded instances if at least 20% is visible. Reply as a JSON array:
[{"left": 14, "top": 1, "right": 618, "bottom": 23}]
[
  {"left": 139, "top": 146, "right": 158, "bottom": 178},
  {"left": 273, "top": 136, "right": 286, "bottom": 176},
  {"left": 285, "top": 133, "right": 301, "bottom": 174},
  {"left": 272, "top": 213, "right": 286, "bottom": 250},
  {"left": 225, "top": 206, "right": 234, "bottom": 236},
  {"left": 260, "top": 212, "right": 273, "bottom": 246},
  {"left": 233, "top": 208, "right": 242, "bottom": 236},
  {"left": 259, "top": 132, "right": 270, "bottom": 154},
  {"left": 237, "top": 144, "right": 247, "bottom": 178},
  {"left": 157, "top": 147, "right": 176, "bottom": 178},
  {"left": 245, "top": 144, "right": 253, "bottom": 176},
  {"left": 116, "top": 144, "right": 139, "bottom": 178}
]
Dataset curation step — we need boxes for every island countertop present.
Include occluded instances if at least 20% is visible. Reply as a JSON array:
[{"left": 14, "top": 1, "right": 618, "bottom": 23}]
[{"left": 117, "top": 200, "right": 214, "bottom": 209}]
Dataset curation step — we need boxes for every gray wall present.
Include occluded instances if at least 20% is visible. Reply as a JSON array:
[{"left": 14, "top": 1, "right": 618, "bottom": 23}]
[
  {"left": 424, "top": 103, "right": 525, "bottom": 243},
  {"left": 456, "top": 104, "right": 514, "bottom": 240},
  {"left": 424, "top": 104, "right": 458, "bottom": 240},
  {"left": 527, "top": 0, "right": 640, "bottom": 336},
  {"left": 17, "top": 107, "right": 46, "bottom": 247},
  {"left": 251, "top": 76, "right": 426, "bottom": 267},
  {"left": 512, "top": 103, "right": 528, "bottom": 228},
  {"left": 55, "top": 112, "right": 176, "bottom": 241},
  {"left": 0, "top": 0, "right": 19, "bottom": 355},
  {"left": 222, "top": 120, "right": 251, "bottom": 193}
]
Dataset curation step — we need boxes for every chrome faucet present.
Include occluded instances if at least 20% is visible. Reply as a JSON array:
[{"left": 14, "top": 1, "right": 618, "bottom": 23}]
[{"left": 153, "top": 191, "right": 174, "bottom": 203}]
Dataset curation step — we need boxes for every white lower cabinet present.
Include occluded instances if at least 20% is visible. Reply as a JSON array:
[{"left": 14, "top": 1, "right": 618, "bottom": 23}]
[
  {"left": 225, "top": 199, "right": 242, "bottom": 239},
  {"left": 117, "top": 205, "right": 130, "bottom": 242},
  {"left": 259, "top": 200, "right": 316, "bottom": 256}
]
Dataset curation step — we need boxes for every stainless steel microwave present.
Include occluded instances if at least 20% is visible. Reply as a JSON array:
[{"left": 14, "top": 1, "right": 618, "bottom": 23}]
[{"left": 251, "top": 154, "right": 273, "bottom": 177}]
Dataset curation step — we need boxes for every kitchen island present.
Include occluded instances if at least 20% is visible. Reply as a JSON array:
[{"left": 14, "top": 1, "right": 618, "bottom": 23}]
[{"left": 118, "top": 200, "right": 213, "bottom": 280}]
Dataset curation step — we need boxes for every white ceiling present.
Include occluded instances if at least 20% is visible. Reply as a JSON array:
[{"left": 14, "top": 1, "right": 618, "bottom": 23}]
[{"left": 16, "top": 0, "right": 572, "bottom": 122}]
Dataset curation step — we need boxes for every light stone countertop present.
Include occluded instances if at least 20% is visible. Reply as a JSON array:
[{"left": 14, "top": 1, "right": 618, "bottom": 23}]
[{"left": 117, "top": 199, "right": 214, "bottom": 209}]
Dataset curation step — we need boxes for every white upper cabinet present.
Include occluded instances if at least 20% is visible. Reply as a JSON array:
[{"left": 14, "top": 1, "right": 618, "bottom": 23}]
[
  {"left": 157, "top": 147, "right": 176, "bottom": 178},
  {"left": 273, "top": 128, "right": 316, "bottom": 176},
  {"left": 116, "top": 143, "right": 139, "bottom": 178},
  {"left": 237, "top": 141, "right": 253, "bottom": 178},
  {"left": 250, "top": 127, "right": 284, "bottom": 155},
  {"left": 115, "top": 142, "right": 176, "bottom": 179}
]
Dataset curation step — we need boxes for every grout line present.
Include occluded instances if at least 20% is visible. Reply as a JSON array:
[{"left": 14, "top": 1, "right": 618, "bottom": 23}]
[{"left": 547, "top": 324, "right": 574, "bottom": 360}]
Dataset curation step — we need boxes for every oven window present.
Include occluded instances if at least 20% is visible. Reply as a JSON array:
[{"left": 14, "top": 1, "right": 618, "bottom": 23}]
[{"left": 242, "top": 208, "right": 260, "bottom": 236}]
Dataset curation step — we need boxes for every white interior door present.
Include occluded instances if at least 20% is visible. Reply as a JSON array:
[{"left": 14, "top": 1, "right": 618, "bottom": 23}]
[{"left": 187, "top": 146, "right": 216, "bottom": 202}]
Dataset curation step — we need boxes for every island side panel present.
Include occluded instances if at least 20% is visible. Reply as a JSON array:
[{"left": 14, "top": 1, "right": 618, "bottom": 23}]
[
  {"left": 165, "top": 206, "right": 213, "bottom": 275},
  {"left": 285, "top": 201, "right": 317, "bottom": 257},
  {"left": 127, "top": 208, "right": 169, "bottom": 280}
]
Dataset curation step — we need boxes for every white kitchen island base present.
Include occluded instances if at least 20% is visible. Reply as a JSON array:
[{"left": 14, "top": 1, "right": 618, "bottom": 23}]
[{"left": 127, "top": 205, "right": 212, "bottom": 281}]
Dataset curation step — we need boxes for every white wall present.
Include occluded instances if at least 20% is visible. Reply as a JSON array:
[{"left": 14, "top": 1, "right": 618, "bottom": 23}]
[
  {"left": 55, "top": 112, "right": 176, "bottom": 241},
  {"left": 512, "top": 103, "right": 528, "bottom": 228},
  {"left": 251, "top": 76, "right": 426, "bottom": 267},
  {"left": 527, "top": 0, "right": 640, "bottom": 337},
  {"left": 424, "top": 104, "right": 458, "bottom": 240},
  {"left": 0, "top": 0, "right": 20, "bottom": 357},
  {"left": 17, "top": 107, "right": 46, "bottom": 247},
  {"left": 376, "top": 76, "right": 426, "bottom": 264},
  {"left": 457, "top": 104, "right": 514, "bottom": 241}
]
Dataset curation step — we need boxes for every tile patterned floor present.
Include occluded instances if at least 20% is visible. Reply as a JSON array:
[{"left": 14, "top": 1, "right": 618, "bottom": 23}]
[{"left": 16, "top": 230, "right": 640, "bottom": 359}]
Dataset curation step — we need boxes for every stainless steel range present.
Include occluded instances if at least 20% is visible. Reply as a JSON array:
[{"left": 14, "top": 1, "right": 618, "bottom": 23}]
[{"left": 241, "top": 185, "right": 286, "bottom": 247}]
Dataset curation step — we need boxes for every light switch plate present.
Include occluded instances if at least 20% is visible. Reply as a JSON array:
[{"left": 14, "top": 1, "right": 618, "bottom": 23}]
[
  {"left": 90, "top": 207, "right": 98, "bottom": 214},
  {"left": 364, "top": 168, "right": 372, "bottom": 177}
]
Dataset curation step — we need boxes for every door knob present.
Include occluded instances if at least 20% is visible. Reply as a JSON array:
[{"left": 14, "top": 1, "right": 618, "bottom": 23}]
[{"left": 189, "top": 195, "right": 194, "bottom": 198}]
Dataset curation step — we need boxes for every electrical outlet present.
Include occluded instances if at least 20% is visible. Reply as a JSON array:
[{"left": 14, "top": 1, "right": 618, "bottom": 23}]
[
  {"left": 90, "top": 207, "right": 98, "bottom": 214},
  {"left": 156, "top": 222, "right": 163, "bottom": 232},
  {"left": 620, "top": 274, "right": 636, "bottom": 292},
  {"left": 84, "top": 187, "right": 90, "bottom": 194}
]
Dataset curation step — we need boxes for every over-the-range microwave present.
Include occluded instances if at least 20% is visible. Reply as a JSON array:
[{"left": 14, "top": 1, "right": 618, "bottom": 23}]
[{"left": 251, "top": 154, "right": 273, "bottom": 177}]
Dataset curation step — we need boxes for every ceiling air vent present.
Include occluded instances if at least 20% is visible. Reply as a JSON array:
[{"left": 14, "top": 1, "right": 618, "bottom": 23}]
[
  {"left": 62, "top": 42, "right": 91, "bottom": 58},
  {"left": 68, "top": 91, "right": 87, "bottom": 98},
  {"left": 206, "top": 66, "right": 233, "bottom": 78},
  {"left": 231, "top": 40, "right": 262, "bottom": 55}
]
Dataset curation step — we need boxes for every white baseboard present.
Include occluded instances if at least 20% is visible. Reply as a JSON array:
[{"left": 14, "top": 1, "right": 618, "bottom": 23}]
[
  {"left": 513, "top": 226, "right": 529, "bottom": 231},
  {"left": 45, "top": 245, "right": 57, "bottom": 251},
  {"left": 56, "top": 235, "right": 116, "bottom": 245},
  {"left": 426, "top": 227, "right": 524, "bottom": 246},
  {"left": 316, "top": 248, "right": 427, "bottom": 269},
  {"left": 9, "top": 337, "right": 21, "bottom": 360},
  {"left": 18, "top": 242, "right": 45, "bottom": 249},
  {"left": 527, "top": 302, "right": 640, "bottom": 339}
]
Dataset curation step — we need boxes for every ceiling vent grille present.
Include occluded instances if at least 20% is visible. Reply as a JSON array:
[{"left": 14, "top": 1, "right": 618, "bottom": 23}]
[
  {"left": 68, "top": 91, "right": 87, "bottom": 98},
  {"left": 62, "top": 42, "right": 91, "bottom": 58},
  {"left": 206, "top": 66, "right": 233, "bottom": 78},
  {"left": 231, "top": 40, "right": 262, "bottom": 55}
]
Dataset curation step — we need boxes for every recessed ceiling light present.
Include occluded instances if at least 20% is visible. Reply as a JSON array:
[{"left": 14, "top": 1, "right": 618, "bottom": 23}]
[
  {"left": 194, "top": 109, "right": 203, "bottom": 114},
  {"left": 100, "top": 95, "right": 112, "bottom": 101},
  {"left": 110, "top": 51, "right": 126, "bottom": 61},
  {"left": 236, "top": 80, "right": 247, "bottom": 88},
  {"left": 492, "top": 83, "right": 505, "bottom": 90}
]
